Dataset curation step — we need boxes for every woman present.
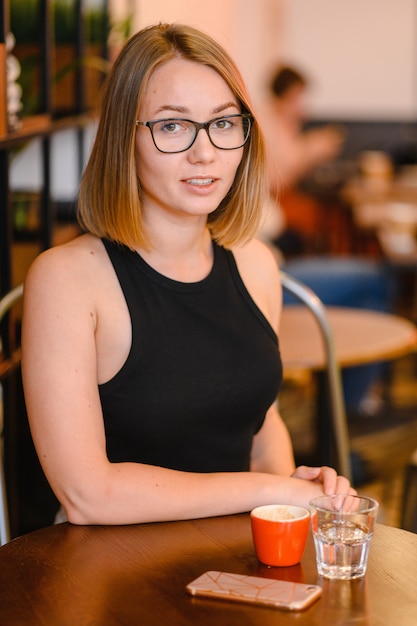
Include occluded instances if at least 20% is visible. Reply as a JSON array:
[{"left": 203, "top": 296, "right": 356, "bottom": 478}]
[{"left": 21, "top": 23, "right": 354, "bottom": 526}]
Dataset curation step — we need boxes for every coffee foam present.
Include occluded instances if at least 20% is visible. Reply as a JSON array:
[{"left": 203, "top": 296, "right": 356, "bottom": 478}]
[{"left": 253, "top": 505, "right": 305, "bottom": 521}]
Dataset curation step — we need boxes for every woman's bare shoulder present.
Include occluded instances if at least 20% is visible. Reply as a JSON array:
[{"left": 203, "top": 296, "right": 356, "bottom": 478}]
[
  {"left": 21, "top": 235, "right": 118, "bottom": 345},
  {"left": 25, "top": 234, "right": 106, "bottom": 284},
  {"left": 23, "top": 234, "right": 114, "bottom": 316},
  {"left": 232, "top": 238, "right": 281, "bottom": 285}
]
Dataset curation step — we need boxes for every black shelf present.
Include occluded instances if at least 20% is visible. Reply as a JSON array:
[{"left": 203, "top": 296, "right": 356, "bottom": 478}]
[{"left": 0, "top": 0, "right": 108, "bottom": 297}]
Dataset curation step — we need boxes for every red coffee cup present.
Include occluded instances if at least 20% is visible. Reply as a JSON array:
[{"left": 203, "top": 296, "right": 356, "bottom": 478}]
[{"left": 250, "top": 504, "right": 310, "bottom": 567}]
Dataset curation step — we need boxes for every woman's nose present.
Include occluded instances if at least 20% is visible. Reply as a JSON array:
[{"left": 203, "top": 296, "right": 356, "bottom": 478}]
[{"left": 187, "top": 127, "right": 216, "bottom": 161}]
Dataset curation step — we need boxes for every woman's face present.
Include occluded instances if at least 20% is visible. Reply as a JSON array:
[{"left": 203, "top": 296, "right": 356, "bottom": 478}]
[{"left": 135, "top": 58, "right": 244, "bottom": 224}]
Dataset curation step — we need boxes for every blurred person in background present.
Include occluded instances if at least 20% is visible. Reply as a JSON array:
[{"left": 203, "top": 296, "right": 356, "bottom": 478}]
[
  {"left": 258, "top": 64, "right": 394, "bottom": 419},
  {"left": 261, "top": 64, "right": 345, "bottom": 255},
  {"left": 266, "top": 66, "right": 343, "bottom": 191}
]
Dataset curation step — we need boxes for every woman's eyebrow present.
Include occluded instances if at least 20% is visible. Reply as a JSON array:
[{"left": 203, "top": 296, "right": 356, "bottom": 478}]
[
  {"left": 152, "top": 101, "right": 240, "bottom": 117},
  {"left": 212, "top": 102, "right": 240, "bottom": 115},
  {"left": 153, "top": 104, "right": 188, "bottom": 116}
]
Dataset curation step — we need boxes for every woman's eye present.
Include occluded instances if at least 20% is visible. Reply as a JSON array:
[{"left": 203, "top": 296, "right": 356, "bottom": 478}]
[
  {"left": 213, "top": 118, "right": 232, "bottom": 130},
  {"left": 161, "top": 121, "right": 181, "bottom": 133}
]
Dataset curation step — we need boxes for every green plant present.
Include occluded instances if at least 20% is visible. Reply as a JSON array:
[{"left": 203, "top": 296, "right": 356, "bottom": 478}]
[
  {"left": 53, "top": 0, "right": 78, "bottom": 44},
  {"left": 10, "top": 0, "right": 110, "bottom": 45},
  {"left": 9, "top": 1, "right": 131, "bottom": 116},
  {"left": 9, "top": 0, "right": 39, "bottom": 43}
]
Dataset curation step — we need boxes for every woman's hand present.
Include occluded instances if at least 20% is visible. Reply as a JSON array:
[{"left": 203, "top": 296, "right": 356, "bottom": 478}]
[{"left": 291, "top": 465, "right": 356, "bottom": 497}]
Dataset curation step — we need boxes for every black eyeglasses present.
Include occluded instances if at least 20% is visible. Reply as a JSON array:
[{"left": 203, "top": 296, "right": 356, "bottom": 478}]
[{"left": 136, "top": 113, "right": 252, "bottom": 153}]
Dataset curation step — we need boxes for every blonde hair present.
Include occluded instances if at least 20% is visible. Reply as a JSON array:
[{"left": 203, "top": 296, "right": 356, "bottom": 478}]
[{"left": 77, "top": 23, "right": 267, "bottom": 250}]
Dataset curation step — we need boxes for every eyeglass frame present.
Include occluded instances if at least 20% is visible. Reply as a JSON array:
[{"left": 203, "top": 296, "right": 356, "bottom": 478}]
[{"left": 135, "top": 113, "right": 253, "bottom": 154}]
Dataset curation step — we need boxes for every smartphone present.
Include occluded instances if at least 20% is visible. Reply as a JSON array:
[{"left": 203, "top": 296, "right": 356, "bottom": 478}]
[{"left": 186, "top": 571, "right": 322, "bottom": 611}]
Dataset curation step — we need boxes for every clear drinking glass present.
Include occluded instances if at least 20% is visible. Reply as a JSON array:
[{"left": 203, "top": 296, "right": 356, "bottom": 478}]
[{"left": 310, "top": 494, "right": 379, "bottom": 580}]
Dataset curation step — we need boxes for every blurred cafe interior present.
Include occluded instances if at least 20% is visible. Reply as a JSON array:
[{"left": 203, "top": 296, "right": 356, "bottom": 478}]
[{"left": 1, "top": 0, "right": 417, "bottom": 540}]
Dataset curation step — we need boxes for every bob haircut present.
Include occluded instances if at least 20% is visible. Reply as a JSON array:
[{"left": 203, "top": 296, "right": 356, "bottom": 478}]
[{"left": 77, "top": 23, "right": 267, "bottom": 250}]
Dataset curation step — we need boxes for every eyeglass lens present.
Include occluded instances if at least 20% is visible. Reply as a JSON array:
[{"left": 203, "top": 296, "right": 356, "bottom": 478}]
[{"left": 150, "top": 115, "right": 251, "bottom": 153}]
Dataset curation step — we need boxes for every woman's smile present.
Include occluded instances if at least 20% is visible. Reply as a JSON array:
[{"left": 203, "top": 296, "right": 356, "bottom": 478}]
[
  {"left": 182, "top": 176, "right": 218, "bottom": 194},
  {"left": 186, "top": 177, "right": 215, "bottom": 186}
]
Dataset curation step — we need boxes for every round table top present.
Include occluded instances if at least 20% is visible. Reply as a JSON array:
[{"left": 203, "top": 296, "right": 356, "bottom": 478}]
[
  {"left": 0, "top": 515, "right": 416, "bottom": 625},
  {"left": 279, "top": 305, "right": 417, "bottom": 371}
]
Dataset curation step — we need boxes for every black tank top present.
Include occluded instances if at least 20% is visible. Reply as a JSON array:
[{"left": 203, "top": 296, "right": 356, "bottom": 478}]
[{"left": 100, "top": 239, "right": 282, "bottom": 472}]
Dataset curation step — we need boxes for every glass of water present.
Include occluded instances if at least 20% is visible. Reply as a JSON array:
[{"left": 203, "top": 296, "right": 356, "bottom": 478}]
[{"left": 310, "top": 494, "right": 379, "bottom": 580}]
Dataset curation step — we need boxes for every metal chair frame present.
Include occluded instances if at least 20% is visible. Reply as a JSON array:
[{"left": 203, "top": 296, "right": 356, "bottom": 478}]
[
  {"left": 280, "top": 271, "right": 352, "bottom": 481},
  {"left": 0, "top": 284, "right": 24, "bottom": 545}
]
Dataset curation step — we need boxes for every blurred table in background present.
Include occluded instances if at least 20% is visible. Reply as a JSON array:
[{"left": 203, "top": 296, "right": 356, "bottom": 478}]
[
  {"left": 280, "top": 306, "right": 417, "bottom": 468},
  {"left": 280, "top": 306, "right": 417, "bottom": 373},
  {"left": 343, "top": 164, "right": 417, "bottom": 257},
  {"left": 343, "top": 164, "right": 417, "bottom": 317}
]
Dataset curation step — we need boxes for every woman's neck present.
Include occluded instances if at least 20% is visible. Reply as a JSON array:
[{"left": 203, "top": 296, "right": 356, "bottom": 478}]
[{"left": 136, "top": 225, "right": 214, "bottom": 283}]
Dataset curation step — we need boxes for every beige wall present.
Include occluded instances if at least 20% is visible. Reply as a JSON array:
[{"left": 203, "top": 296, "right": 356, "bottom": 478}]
[
  {"left": 111, "top": 0, "right": 417, "bottom": 120},
  {"left": 282, "top": 0, "right": 417, "bottom": 120},
  {"left": 110, "top": 0, "right": 285, "bottom": 108}
]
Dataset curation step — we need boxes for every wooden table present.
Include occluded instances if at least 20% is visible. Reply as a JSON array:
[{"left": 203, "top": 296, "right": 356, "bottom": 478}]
[
  {"left": 0, "top": 514, "right": 416, "bottom": 625},
  {"left": 343, "top": 170, "right": 417, "bottom": 219},
  {"left": 280, "top": 306, "right": 417, "bottom": 372}
]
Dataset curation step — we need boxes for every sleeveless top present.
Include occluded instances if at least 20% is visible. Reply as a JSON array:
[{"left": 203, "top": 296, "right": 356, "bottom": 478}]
[{"left": 99, "top": 238, "right": 282, "bottom": 473}]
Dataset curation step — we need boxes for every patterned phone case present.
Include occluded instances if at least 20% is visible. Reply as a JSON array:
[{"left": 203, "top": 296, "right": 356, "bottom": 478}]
[{"left": 186, "top": 571, "right": 322, "bottom": 611}]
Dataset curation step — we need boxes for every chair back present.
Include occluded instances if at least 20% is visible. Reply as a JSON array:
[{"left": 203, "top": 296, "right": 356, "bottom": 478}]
[
  {"left": 0, "top": 284, "right": 24, "bottom": 545},
  {"left": 280, "top": 271, "right": 352, "bottom": 481}
]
